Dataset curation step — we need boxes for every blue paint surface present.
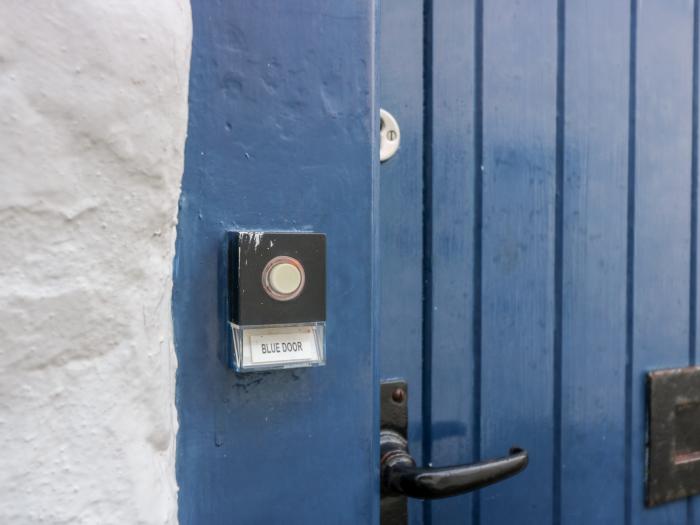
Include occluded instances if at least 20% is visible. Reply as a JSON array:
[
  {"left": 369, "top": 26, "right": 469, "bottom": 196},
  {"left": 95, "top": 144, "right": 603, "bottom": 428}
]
[
  {"left": 379, "top": 0, "right": 700, "bottom": 524},
  {"left": 174, "top": 1, "right": 700, "bottom": 523},
  {"left": 173, "top": 2, "right": 378, "bottom": 523}
]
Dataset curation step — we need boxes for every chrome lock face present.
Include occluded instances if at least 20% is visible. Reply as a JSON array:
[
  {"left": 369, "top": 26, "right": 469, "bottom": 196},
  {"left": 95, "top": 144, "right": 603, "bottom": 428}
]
[
  {"left": 379, "top": 108, "right": 401, "bottom": 162},
  {"left": 226, "top": 231, "right": 326, "bottom": 373}
]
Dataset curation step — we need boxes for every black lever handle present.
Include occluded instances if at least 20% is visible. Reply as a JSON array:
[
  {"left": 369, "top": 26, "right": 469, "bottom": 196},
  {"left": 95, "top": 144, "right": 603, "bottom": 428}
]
[{"left": 380, "top": 429, "right": 528, "bottom": 499}]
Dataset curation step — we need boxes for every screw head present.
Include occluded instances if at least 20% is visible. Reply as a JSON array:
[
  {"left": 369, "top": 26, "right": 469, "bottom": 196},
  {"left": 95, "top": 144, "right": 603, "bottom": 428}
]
[{"left": 392, "top": 388, "right": 405, "bottom": 403}]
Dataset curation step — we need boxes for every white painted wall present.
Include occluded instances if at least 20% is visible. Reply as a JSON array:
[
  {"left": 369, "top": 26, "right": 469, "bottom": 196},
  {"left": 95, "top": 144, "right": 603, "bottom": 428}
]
[{"left": 0, "top": 2, "right": 191, "bottom": 523}]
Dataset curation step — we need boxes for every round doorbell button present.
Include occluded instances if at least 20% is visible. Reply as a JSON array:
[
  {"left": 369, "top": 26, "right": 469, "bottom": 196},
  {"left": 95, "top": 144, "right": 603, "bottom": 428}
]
[
  {"left": 262, "top": 256, "right": 305, "bottom": 301},
  {"left": 269, "top": 263, "right": 302, "bottom": 294}
]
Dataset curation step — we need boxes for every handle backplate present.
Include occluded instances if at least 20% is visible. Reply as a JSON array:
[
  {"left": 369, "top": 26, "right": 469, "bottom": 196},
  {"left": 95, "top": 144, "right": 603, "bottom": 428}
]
[{"left": 380, "top": 380, "right": 410, "bottom": 525}]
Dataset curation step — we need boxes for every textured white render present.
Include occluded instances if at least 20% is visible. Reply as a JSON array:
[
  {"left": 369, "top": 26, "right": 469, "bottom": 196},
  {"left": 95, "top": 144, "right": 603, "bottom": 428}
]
[{"left": 0, "top": 2, "right": 191, "bottom": 523}]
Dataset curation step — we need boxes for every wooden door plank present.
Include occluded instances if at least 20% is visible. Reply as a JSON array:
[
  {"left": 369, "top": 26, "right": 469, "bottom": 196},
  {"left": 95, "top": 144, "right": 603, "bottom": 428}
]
[
  {"left": 631, "top": 1, "right": 695, "bottom": 524},
  {"left": 427, "top": 0, "right": 478, "bottom": 523},
  {"left": 479, "top": 1, "right": 558, "bottom": 522},
  {"left": 378, "top": 0, "right": 425, "bottom": 521},
  {"left": 559, "top": 1, "right": 630, "bottom": 523}
]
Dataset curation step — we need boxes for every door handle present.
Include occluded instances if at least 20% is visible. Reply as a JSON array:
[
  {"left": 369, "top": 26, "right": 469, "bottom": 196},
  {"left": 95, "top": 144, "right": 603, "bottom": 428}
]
[
  {"left": 380, "top": 429, "right": 528, "bottom": 499},
  {"left": 380, "top": 380, "right": 528, "bottom": 523}
]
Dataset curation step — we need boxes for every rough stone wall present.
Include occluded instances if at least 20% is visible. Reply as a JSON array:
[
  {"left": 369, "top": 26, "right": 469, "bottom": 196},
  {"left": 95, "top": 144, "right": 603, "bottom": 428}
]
[{"left": 0, "top": 2, "right": 191, "bottom": 523}]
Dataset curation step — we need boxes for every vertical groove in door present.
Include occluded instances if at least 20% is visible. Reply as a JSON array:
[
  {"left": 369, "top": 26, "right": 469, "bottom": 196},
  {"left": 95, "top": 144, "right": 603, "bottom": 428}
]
[
  {"left": 691, "top": 0, "right": 699, "bottom": 374},
  {"left": 623, "top": 1, "right": 637, "bottom": 523},
  {"left": 689, "top": 4, "right": 699, "bottom": 524},
  {"left": 472, "top": 1, "right": 484, "bottom": 524},
  {"left": 552, "top": 0, "right": 566, "bottom": 521},
  {"left": 370, "top": 2, "right": 381, "bottom": 522},
  {"left": 421, "top": 0, "right": 434, "bottom": 523}
]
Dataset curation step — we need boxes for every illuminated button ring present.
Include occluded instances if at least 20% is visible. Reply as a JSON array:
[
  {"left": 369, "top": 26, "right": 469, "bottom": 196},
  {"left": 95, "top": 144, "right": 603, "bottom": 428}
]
[{"left": 262, "top": 256, "right": 306, "bottom": 301}]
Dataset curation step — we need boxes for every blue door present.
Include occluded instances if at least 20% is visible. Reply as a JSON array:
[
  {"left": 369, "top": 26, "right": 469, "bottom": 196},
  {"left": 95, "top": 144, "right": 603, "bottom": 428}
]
[
  {"left": 174, "top": 1, "right": 700, "bottom": 524},
  {"left": 380, "top": 0, "right": 700, "bottom": 524}
]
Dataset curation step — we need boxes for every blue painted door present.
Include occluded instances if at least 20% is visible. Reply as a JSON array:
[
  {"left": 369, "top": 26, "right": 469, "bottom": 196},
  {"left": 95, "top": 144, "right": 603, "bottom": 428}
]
[
  {"left": 380, "top": 0, "right": 700, "bottom": 524},
  {"left": 174, "top": 2, "right": 379, "bottom": 524}
]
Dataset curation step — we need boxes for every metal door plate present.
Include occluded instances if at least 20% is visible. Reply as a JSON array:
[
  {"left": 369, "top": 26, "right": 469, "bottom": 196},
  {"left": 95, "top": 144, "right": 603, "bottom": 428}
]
[
  {"left": 647, "top": 366, "right": 700, "bottom": 506},
  {"left": 381, "top": 380, "right": 408, "bottom": 525}
]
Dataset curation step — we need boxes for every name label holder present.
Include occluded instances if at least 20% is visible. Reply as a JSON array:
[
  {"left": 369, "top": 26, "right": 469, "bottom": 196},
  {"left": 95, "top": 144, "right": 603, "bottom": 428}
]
[{"left": 227, "top": 232, "right": 326, "bottom": 372}]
